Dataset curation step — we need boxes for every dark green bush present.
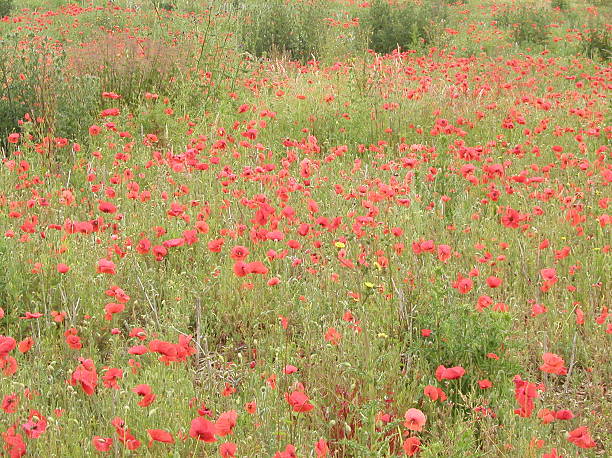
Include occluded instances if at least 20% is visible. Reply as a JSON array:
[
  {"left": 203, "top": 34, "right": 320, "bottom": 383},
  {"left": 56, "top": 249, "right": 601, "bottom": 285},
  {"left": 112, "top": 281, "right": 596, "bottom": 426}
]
[
  {"left": 0, "top": 57, "right": 35, "bottom": 153},
  {"left": 239, "top": 0, "right": 327, "bottom": 62},
  {"left": 0, "top": 0, "right": 13, "bottom": 18},
  {"left": 581, "top": 20, "right": 611, "bottom": 61},
  {"left": 363, "top": 0, "right": 448, "bottom": 54},
  {"left": 551, "top": 0, "right": 569, "bottom": 10},
  {"left": 494, "top": 6, "right": 550, "bottom": 46}
]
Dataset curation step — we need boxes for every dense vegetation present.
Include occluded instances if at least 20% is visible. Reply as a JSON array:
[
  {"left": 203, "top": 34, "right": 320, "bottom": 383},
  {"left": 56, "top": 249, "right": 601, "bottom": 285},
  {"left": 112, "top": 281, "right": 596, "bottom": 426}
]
[{"left": 0, "top": 0, "right": 610, "bottom": 456}]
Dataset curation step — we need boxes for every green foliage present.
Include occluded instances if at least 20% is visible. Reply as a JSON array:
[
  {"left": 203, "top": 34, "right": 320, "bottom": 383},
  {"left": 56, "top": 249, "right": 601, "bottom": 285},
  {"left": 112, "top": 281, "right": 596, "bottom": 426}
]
[
  {"left": 0, "top": 2, "right": 610, "bottom": 455},
  {"left": 0, "top": 0, "right": 13, "bottom": 18},
  {"left": 494, "top": 6, "right": 550, "bottom": 46},
  {"left": 152, "top": 0, "right": 175, "bottom": 10},
  {"left": 239, "top": 0, "right": 327, "bottom": 62},
  {"left": 0, "top": 51, "right": 37, "bottom": 152},
  {"left": 422, "top": 419, "right": 478, "bottom": 457},
  {"left": 54, "top": 75, "right": 101, "bottom": 142},
  {"left": 407, "top": 276, "right": 520, "bottom": 395},
  {"left": 551, "top": 0, "right": 569, "bottom": 10},
  {"left": 0, "top": 38, "right": 103, "bottom": 150},
  {"left": 363, "top": 0, "right": 448, "bottom": 54},
  {"left": 581, "top": 18, "right": 611, "bottom": 60}
]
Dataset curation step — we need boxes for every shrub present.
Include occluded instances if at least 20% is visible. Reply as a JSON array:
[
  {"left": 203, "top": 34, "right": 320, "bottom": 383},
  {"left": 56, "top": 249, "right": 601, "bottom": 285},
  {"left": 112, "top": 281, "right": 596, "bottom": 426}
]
[
  {"left": 0, "top": 47, "right": 37, "bottom": 153},
  {"left": 363, "top": 0, "right": 448, "bottom": 54},
  {"left": 494, "top": 6, "right": 550, "bottom": 46},
  {"left": 581, "top": 20, "right": 611, "bottom": 61},
  {"left": 239, "top": 0, "right": 327, "bottom": 62},
  {"left": 551, "top": 0, "right": 569, "bottom": 10},
  {"left": 0, "top": 0, "right": 13, "bottom": 18}
]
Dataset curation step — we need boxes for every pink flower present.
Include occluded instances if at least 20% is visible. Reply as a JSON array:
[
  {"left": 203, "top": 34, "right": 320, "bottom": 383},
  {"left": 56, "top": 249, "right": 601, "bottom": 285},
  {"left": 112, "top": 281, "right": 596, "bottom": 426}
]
[{"left": 404, "top": 408, "right": 426, "bottom": 431}]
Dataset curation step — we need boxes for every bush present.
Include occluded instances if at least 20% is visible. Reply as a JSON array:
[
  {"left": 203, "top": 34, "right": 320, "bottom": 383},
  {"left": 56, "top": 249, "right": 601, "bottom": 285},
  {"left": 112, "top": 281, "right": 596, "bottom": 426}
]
[
  {"left": 0, "top": 49, "right": 36, "bottom": 153},
  {"left": 551, "top": 0, "right": 569, "bottom": 10},
  {"left": 494, "top": 6, "right": 550, "bottom": 46},
  {"left": 363, "top": 0, "right": 447, "bottom": 54},
  {"left": 581, "top": 20, "right": 611, "bottom": 61},
  {"left": 239, "top": 0, "right": 327, "bottom": 62},
  {"left": 0, "top": 0, "right": 13, "bottom": 18}
]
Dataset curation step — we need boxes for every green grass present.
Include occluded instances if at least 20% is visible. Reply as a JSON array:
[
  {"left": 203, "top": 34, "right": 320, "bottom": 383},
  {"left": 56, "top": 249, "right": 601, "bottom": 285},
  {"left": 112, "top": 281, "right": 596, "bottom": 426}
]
[{"left": 0, "top": 0, "right": 610, "bottom": 456}]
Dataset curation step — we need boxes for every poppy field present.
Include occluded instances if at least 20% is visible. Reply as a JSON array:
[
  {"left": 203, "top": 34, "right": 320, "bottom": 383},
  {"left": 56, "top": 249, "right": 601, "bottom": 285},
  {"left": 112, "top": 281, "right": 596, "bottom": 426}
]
[{"left": 0, "top": 0, "right": 610, "bottom": 456}]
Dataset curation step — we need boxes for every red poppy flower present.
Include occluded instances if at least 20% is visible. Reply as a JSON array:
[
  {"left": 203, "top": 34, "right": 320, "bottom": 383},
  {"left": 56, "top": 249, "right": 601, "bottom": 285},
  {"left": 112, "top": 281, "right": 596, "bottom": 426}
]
[
  {"left": 275, "top": 444, "right": 297, "bottom": 458},
  {"left": 567, "top": 426, "right": 596, "bottom": 449},
  {"left": 56, "top": 263, "right": 70, "bottom": 273},
  {"left": 314, "top": 438, "right": 329, "bottom": 457},
  {"left": 230, "top": 245, "right": 249, "bottom": 261},
  {"left": 555, "top": 409, "right": 574, "bottom": 420},
  {"left": 132, "top": 384, "right": 156, "bottom": 407},
  {"left": 92, "top": 436, "right": 113, "bottom": 452},
  {"left": 102, "top": 368, "right": 123, "bottom": 390},
  {"left": 215, "top": 410, "right": 237, "bottom": 436},
  {"left": 98, "top": 201, "right": 117, "bottom": 214},
  {"left": 403, "top": 436, "right": 421, "bottom": 456},
  {"left": 245, "top": 401, "right": 257, "bottom": 414},
  {"left": 2, "top": 393, "right": 19, "bottom": 413},
  {"left": 128, "top": 345, "right": 149, "bottom": 355},
  {"left": 435, "top": 365, "right": 466, "bottom": 381},
  {"left": 539, "top": 353, "right": 567, "bottom": 375},
  {"left": 0, "top": 336, "right": 16, "bottom": 357},
  {"left": 69, "top": 358, "right": 98, "bottom": 395},
  {"left": 246, "top": 261, "right": 268, "bottom": 275},
  {"left": 147, "top": 429, "right": 174, "bottom": 446},
  {"left": 97, "top": 259, "right": 116, "bottom": 275},
  {"left": 324, "top": 327, "right": 341, "bottom": 345},
  {"left": 189, "top": 417, "right": 217, "bottom": 442},
  {"left": 219, "top": 442, "right": 237, "bottom": 458},
  {"left": 17, "top": 337, "right": 34, "bottom": 354},
  {"left": 21, "top": 410, "right": 47, "bottom": 439},
  {"left": 423, "top": 385, "right": 447, "bottom": 402},
  {"left": 285, "top": 390, "right": 314, "bottom": 413}
]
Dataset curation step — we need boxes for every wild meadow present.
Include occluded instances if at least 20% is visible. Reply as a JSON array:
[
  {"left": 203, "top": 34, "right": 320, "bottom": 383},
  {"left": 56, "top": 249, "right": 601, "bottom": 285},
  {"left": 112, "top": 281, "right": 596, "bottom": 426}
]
[{"left": 0, "top": 0, "right": 610, "bottom": 456}]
